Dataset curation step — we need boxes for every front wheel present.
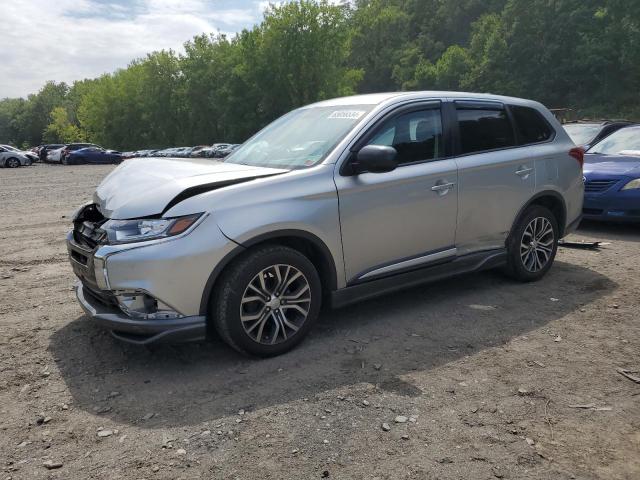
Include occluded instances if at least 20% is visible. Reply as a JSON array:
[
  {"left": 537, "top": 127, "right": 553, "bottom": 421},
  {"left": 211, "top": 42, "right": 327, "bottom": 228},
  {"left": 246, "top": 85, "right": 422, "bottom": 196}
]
[
  {"left": 5, "top": 158, "right": 21, "bottom": 168},
  {"left": 505, "top": 205, "right": 559, "bottom": 282},
  {"left": 212, "top": 245, "right": 322, "bottom": 357}
]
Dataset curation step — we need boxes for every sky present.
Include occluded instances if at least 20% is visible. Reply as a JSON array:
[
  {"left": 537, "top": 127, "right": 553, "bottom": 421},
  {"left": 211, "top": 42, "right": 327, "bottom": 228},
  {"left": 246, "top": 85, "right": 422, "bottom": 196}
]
[{"left": 0, "top": 0, "right": 289, "bottom": 99}]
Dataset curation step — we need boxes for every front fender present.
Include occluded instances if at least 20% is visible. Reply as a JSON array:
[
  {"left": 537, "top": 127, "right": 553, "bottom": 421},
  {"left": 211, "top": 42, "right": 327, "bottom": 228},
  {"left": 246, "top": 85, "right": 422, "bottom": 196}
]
[{"left": 165, "top": 164, "right": 346, "bottom": 290}]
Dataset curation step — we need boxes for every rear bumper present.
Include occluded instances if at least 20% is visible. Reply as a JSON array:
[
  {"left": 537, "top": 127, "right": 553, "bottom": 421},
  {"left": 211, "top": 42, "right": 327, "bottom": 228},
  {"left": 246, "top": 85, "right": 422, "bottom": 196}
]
[{"left": 76, "top": 282, "right": 206, "bottom": 345}]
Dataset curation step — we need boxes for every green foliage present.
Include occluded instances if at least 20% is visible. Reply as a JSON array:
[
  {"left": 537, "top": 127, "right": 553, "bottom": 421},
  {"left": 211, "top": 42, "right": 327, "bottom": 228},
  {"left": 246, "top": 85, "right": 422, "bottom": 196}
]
[
  {"left": 43, "top": 107, "right": 86, "bottom": 143},
  {"left": 0, "top": 0, "right": 639, "bottom": 149}
]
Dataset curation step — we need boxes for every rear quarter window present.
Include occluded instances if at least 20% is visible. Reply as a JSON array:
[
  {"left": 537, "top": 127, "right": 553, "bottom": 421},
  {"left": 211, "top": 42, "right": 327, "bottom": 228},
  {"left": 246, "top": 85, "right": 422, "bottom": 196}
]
[
  {"left": 457, "top": 108, "right": 515, "bottom": 155},
  {"left": 510, "top": 105, "right": 554, "bottom": 145}
]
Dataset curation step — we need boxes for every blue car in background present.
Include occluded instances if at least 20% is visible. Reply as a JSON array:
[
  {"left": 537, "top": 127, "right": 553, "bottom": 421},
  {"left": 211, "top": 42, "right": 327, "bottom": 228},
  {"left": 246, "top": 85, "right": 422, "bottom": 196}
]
[
  {"left": 583, "top": 125, "right": 640, "bottom": 222},
  {"left": 67, "top": 146, "right": 122, "bottom": 165}
]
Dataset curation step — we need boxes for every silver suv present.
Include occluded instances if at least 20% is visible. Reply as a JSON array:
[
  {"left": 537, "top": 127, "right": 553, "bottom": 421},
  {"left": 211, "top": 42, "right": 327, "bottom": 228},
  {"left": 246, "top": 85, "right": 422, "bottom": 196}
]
[{"left": 67, "top": 92, "right": 584, "bottom": 356}]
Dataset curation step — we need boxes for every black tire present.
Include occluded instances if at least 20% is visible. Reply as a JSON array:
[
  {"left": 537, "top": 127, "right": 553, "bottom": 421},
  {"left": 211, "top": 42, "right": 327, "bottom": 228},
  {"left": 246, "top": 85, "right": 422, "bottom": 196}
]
[
  {"left": 505, "top": 205, "right": 559, "bottom": 282},
  {"left": 5, "top": 157, "right": 21, "bottom": 168},
  {"left": 212, "top": 244, "right": 322, "bottom": 357}
]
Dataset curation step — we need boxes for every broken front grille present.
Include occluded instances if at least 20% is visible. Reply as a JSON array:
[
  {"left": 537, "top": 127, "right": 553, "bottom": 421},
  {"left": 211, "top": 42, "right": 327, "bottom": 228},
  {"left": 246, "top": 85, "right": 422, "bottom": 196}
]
[{"left": 73, "top": 204, "right": 107, "bottom": 249}]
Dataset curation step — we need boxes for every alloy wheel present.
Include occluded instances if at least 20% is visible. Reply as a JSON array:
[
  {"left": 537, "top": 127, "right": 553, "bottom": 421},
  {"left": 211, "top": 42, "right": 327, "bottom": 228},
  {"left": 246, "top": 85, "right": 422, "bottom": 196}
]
[
  {"left": 239, "top": 264, "right": 312, "bottom": 345},
  {"left": 520, "top": 217, "right": 554, "bottom": 272},
  {"left": 6, "top": 158, "right": 20, "bottom": 168}
]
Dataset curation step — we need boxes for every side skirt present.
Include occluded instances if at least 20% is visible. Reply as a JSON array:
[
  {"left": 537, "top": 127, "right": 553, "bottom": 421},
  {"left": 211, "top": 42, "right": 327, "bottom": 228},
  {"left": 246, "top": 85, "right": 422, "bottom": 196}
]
[{"left": 330, "top": 249, "right": 507, "bottom": 309}]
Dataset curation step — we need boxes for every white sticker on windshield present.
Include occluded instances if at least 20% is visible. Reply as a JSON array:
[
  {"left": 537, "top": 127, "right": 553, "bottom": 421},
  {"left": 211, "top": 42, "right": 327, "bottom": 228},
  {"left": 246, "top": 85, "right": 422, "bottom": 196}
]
[{"left": 328, "top": 110, "right": 366, "bottom": 120}]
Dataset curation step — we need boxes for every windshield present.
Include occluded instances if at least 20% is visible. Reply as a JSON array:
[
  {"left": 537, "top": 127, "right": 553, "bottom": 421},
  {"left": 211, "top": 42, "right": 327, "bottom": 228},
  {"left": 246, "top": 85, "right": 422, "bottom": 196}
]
[
  {"left": 588, "top": 127, "right": 640, "bottom": 155},
  {"left": 563, "top": 123, "right": 601, "bottom": 145},
  {"left": 224, "top": 105, "right": 374, "bottom": 169}
]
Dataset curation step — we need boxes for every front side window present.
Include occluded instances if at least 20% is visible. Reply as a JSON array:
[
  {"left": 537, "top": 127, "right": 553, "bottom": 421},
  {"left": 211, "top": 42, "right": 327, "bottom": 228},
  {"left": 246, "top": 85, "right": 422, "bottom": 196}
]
[
  {"left": 511, "top": 106, "right": 553, "bottom": 144},
  {"left": 225, "top": 105, "right": 374, "bottom": 170},
  {"left": 457, "top": 107, "right": 515, "bottom": 154},
  {"left": 367, "top": 108, "right": 443, "bottom": 165}
]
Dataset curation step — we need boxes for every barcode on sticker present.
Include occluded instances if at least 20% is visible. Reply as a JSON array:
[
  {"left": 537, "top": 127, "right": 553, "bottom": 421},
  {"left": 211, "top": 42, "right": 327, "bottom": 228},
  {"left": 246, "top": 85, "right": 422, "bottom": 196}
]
[{"left": 328, "top": 110, "right": 366, "bottom": 120}]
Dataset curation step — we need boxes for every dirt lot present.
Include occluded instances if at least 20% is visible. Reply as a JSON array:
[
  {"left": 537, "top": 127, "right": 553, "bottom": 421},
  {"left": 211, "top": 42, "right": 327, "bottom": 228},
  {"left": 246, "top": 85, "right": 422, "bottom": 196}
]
[{"left": 0, "top": 163, "right": 639, "bottom": 480}]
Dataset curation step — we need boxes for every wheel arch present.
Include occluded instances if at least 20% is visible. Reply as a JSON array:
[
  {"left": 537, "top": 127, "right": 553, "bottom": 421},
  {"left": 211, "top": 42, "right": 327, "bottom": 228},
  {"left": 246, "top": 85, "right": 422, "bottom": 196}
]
[
  {"left": 509, "top": 191, "right": 568, "bottom": 242},
  {"left": 199, "top": 229, "right": 339, "bottom": 316}
]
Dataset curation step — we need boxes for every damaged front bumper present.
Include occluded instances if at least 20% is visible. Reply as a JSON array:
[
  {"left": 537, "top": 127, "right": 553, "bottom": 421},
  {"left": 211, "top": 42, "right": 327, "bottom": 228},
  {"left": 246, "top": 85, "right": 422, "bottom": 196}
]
[
  {"left": 66, "top": 204, "right": 238, "bottom": 344},
  {"left": 75, "top": 282, "right": 206, "bottom": 344}
]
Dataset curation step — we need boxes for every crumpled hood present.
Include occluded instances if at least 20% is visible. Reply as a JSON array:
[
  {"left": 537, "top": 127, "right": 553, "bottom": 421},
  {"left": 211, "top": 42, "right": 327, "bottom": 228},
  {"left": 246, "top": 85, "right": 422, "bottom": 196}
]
[
  {"left": 584, "top": 153, "right": 640, "bottom": 177},
  {"left": 95, "top": 157, "right": 287, "bottom": 219}
]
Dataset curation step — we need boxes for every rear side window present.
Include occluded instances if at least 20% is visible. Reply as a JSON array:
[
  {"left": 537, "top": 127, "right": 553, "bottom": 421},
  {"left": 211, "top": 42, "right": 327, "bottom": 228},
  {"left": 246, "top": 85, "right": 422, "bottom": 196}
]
[
  {"left": 457, "top": 108, "right": 515, "bottom": 154},
  {"left": 511, "top": 105, "right": 553, "bottom": 145}
]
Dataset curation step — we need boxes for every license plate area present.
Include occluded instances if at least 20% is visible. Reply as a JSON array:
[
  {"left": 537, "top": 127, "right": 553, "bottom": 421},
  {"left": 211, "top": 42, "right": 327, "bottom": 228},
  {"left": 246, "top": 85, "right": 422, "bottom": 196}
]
[{"left": 67, "top": 238, "right": 97, "bottom": 283}]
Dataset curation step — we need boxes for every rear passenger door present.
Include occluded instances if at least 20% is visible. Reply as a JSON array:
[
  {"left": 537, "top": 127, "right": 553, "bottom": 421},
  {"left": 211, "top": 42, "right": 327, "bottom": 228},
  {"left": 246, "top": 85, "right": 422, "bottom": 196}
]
[{"left": 452, "top": 100, "right": 536, "bottom": 254}]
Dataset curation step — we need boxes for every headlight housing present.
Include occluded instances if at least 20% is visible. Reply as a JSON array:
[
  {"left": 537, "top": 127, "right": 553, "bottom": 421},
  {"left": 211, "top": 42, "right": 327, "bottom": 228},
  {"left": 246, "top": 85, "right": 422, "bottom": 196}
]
[
  {"left": 101, "top": 213, "right": 203, "bottom": 244},
  {"left": 622, "top": 178, "right": 640, "bottom": 191}
]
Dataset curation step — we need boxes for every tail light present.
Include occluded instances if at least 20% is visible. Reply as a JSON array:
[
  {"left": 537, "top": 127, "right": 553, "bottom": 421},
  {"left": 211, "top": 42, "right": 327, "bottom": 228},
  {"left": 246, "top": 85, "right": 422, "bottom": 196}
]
[{"left": 569, "top": 147, "right": 585, "bottom": 169}]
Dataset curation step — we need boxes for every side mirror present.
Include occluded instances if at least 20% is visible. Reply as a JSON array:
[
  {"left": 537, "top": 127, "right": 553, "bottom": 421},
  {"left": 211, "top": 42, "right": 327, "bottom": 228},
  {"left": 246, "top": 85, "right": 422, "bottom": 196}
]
[{"left": 352, "top": 145, "right": 398, "bottom": 174}]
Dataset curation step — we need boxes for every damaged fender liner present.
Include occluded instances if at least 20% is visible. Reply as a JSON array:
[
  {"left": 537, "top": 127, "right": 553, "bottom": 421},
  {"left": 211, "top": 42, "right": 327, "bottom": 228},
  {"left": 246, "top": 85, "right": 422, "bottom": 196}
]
[{"left": 161, "top": 173, "right": 283, "bottom": 215}]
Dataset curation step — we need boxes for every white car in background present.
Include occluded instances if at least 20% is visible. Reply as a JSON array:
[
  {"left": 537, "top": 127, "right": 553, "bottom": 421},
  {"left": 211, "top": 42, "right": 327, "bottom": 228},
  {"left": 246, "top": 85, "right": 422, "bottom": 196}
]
[
  {"left": 47, "top": 147, "right": 65, "bottom": 162},
  {"left": 0, "top": 144, "right": 38, "bottom": 163},
  {"left": 0, "top": 145, "right": 32, "bottom": 167}
]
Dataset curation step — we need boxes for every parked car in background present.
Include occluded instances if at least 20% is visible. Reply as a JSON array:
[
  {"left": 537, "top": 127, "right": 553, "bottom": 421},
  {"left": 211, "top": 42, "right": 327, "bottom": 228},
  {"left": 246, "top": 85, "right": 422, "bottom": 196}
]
[
  {"left": 121, "top": 149, "right": 158, "bottom": 159},
  {"left": 60, "top": 143, "right": 100, "bottom": 164},
  {"left": 214, "top": 144, "right": 240, "bottom": 157},
  {"left": 67, "top": 91, "right": 583, "bottom": 356},
  {"left": 0, "top": 145, "right": 32, "bottom": 167},
  {"left": 187, "top": 146, "right": 210, "bottom": 157},
  {"left": 39, "top": 144, "right": 65, "bottom": 162},
  {"left": 67, "top": 146, "right": 122, "bottom": 165},
  {"left": 191, "top": 146, "right": 216, "bottom": 158},
  {"left": 564, "top": 120, "right": 635, "bottom": 150},
  {"left": 0, "top": 144, "right": 38, "bottom": 163},
  {"left": 582, "top": 125, "right": 640, "bottom": 222},
  {"left": 136, "top": 149, "right": 159, "bottom": 158},
  {"left": 154, "top": 147, "right": 179, "bottom": 157},
  {"left": 47, "top": 147, "right": 65, "bottom": 162}
]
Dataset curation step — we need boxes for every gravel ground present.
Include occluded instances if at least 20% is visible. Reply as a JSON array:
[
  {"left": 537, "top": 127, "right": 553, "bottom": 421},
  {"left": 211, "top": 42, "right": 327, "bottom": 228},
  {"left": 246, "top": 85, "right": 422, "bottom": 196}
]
[{"left": 0, "top": 163, "right": 639, "bottom": 480}]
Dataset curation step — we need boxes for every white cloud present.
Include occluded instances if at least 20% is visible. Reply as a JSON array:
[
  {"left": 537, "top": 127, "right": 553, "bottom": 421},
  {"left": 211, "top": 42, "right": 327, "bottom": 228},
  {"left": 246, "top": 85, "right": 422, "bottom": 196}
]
[{"left": 0, "top": 0, "right": 266, "bottom": 98}]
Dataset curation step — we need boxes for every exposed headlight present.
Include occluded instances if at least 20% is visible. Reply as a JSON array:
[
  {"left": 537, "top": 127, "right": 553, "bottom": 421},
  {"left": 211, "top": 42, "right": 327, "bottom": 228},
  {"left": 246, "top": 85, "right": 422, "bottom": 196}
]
[
  {"left": 622, "top": 179, "right": 640, "bottom": 191},
  {"left": 101, "top": 213, "right": 203, "bottom": 244}
]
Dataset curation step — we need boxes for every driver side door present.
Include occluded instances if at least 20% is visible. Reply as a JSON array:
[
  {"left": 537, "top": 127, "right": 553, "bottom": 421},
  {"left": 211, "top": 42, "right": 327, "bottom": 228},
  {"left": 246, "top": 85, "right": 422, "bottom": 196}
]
[{"left": 335, "top": 102, "right": 459, "bottom": 284}]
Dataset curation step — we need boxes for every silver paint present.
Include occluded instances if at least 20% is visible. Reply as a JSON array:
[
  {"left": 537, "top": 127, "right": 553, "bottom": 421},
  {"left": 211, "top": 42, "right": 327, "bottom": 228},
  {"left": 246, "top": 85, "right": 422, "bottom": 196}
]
[{"left": 69, "top": 91, "right": 584, "bottom": 334}]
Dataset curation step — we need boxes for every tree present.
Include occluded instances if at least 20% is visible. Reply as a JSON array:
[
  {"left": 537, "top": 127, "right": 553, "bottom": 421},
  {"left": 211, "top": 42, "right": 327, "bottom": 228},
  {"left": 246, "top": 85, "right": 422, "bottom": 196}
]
[
  {"left": 2, "top": 0, "right": 640, "bottom": 149},
  {"left": 43, "top": 107, "right": 85, "bottom": 143},
  {"left": 255, "top": 0, "right": 362, "bottom": 118},
  {"left": 22, "top": 81, "right": 69, "bottom": 145},
  {"left": 349, "top": 0, "right": 411, "bottom": 92},
  {"left": 408, "top": 45, "right": 473, "bottom": 91}
]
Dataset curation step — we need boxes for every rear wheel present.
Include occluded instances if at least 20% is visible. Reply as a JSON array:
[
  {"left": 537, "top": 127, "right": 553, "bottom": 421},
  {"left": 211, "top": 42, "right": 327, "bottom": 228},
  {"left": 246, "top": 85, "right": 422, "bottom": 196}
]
[
  {"left": 505, "top": 205, "right": 559, "bottom": 282},
  {"left": 6, "top": 158, "right": 20, "bottom": 168},
  {"left": 212, "top": 245, "right": 322, "bottom": 357}
]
